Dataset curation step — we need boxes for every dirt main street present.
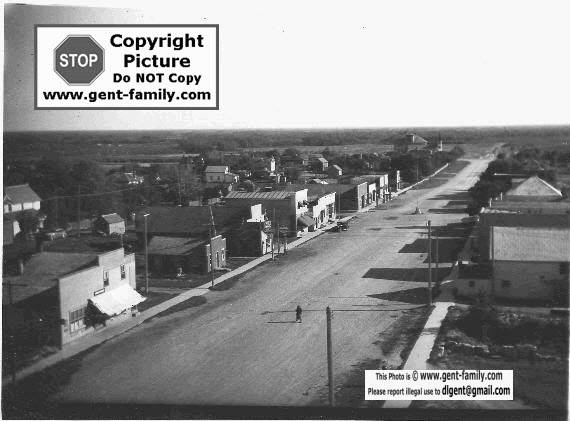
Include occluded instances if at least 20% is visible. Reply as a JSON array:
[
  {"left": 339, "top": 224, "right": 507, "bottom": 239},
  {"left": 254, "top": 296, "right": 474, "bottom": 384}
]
[{"left": 9, "top": 158, "right": 491, "bottom": 411}]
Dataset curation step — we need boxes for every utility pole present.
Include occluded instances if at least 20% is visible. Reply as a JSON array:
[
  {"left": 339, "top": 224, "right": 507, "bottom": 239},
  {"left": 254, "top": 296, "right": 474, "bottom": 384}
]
[
  {"left": 77, "top": 186, "right": 81, "bottom": 238},
  {"left": 54, "top": 196, "right": 59, "bottom": 228},
  {"left": 275, "top": 213, "right": 281, "bottom": 256},
  {"left": 435, "top": 233, "right": 439, "bottom": 295},
  {"left": 143, "top": 213, "right": 150, "bottom": 295},
  {"left": 272, "top": 208, "right": 275, "bottom": 261},
  {"left": 427, "top": 220, "right": 432, "bottom": 306},
  {"left": 209, "top": 206, "right": 216, "bottom": 287},
  {"left": 416, "top": 160, "right": 419, "bottom": 183},
  {"left": 177, "top": 167, "right": 182, "bottom": 206},
  {"left": 490, "top": 226, "right": 495, "bottom": 298},
  {"left": 326, "top": 306, "right": 335, "bottom": 407}
]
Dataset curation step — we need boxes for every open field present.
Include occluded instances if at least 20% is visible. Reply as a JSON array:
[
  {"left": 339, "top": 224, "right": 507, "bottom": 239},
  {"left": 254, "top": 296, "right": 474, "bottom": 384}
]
[{"left": 4, "top": 126, "right": 570, "bottom": 162}]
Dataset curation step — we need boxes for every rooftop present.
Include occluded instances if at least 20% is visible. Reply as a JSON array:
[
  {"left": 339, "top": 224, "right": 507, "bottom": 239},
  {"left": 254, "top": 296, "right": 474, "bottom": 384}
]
[
  {"left": 504, "top": 175, "right": 562, "bottom": 199},
  {"left": 4, "top": 184, "right": 41, "bottom": 205},
  {"left": 486, "top": 200, "right": 570, "bottom": 214},
  {"left": 205, "top": 165, "right": 229, "bottom": 173},
  {"left": 3, "top": 252, "right": 99, "bottom": 304},
  {"left": 225, "top": 190, "right": 298, "bottom": 200},
  {"left": 100, "top": 213, "right": 124, "bottom": 224},
  {"left": 493, "top": 227, "right": 570, "bottom": 262},
  {"left": 138, "top": 205, "right": 252, "bottom": 235},
  {"left": 147, "top": 236, "right": 204, "bottom": 255}
]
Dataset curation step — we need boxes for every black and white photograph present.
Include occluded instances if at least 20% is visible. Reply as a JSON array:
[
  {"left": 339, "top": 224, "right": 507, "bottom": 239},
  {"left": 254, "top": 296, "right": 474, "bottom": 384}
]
[{"left": 2, "top": 1, "right": 569, "bottom": 419}]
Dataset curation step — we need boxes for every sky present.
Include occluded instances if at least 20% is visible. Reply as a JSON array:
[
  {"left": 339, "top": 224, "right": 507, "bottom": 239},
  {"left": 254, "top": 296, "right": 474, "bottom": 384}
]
[{"left": 3, "top": 0, "right": 570, "bottom": 131}]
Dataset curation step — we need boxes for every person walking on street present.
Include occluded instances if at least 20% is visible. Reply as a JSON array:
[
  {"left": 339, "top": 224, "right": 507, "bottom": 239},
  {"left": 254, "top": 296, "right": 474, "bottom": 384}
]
[{"left": 295, "top": 305, "right": 302, "bottom": 323}]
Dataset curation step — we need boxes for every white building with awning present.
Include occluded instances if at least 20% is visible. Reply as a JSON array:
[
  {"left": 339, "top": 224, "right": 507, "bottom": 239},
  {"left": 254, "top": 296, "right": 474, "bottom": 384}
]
[{"left": 90, "top": 284, "right": 145, "bottom": 317}]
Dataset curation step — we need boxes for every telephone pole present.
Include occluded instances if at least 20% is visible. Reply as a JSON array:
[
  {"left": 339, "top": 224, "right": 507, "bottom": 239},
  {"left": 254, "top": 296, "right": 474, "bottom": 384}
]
[
  {"left": 427, "top": 220, "right": 432, "bottom": 306},
  {"left": 77, "top": 186, "right": 81, "bottom": 238},
  {"left": 326, "top": 306, "right": 334, "bottom": 407},
  {"left": 209, "top": 206, "right": 216, "bottom": 287},
  {"left": 435, "top": 233, "right": 439, "bottom": 295},
  {"left": 143, "top": 213, "right": 150, "bottom": 295},
  {"left": 272, "top": 208, "right": 276, "bottom": 261}
]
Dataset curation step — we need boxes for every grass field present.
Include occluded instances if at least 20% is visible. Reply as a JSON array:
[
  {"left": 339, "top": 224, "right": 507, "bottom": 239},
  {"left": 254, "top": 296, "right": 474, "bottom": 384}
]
[{"left": 4, "top": 126, "right": 570, "bottom": 162}]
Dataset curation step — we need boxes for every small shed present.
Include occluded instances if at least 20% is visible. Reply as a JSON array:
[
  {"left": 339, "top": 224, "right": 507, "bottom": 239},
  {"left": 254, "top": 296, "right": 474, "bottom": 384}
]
[{"left": 94, "top": 213, "right": 125, "bottom": 235}]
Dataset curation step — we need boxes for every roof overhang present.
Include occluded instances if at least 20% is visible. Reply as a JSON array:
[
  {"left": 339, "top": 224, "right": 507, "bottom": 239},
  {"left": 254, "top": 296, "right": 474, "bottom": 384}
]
[{"left": 89, "top": 284, "right": 146, "bottom": 317}]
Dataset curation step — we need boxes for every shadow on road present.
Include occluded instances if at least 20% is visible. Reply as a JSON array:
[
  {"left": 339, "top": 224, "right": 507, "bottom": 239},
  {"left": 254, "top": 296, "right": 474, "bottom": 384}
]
[
  {"left": 368, "top": 288, "right": 430, "bottom": 305},
  {"left": 363, "top": 268, "right": 450, "bottom": 284},
  {"left": 427, "top": 208, "right": 465, "bottom": 214},
  {"left": 267, "top": 321, "right": 298, "bottom": 324}
]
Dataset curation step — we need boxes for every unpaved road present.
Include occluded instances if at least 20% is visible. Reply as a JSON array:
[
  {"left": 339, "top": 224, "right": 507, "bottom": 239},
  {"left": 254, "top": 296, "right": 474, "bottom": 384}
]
[{"left": 44, "top": 159, "right": 489, "bottom": 407}]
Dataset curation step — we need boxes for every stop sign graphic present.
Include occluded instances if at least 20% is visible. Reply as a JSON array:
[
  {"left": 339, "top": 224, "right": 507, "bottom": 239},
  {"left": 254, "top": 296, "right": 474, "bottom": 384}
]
[{"left": 54, "top": 35, "right": 104, "bottom": 85}]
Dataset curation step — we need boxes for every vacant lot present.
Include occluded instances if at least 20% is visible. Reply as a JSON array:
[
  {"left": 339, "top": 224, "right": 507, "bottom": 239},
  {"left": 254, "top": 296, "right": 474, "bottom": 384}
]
[{"left": 414, "top": 305, "right": 569, "bottom": 410}]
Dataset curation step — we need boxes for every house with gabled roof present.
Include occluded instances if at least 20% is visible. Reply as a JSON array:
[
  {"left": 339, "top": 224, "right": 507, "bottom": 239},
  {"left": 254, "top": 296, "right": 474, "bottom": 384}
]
[
  {"left": 393, "top": 133, "right": 429, "bottom": 153},
  {"left": 4, "top": 184, "right": 41, "bottom": 214},
  {"left": 94, "top": 213, "right": 126, "bottom": 236},
  {"left": 503, "top": 175, "right": 562, "bottom": 202},
  {"left": 204, "top": 165, "right": 239, "bottom": 184}
]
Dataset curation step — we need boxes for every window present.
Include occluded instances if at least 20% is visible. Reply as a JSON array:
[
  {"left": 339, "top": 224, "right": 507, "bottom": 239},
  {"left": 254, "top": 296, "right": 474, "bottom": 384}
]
[
  {"left": 69, "top": 306, "right": 87, "bottom": 333},
  {"left": 560, "top": 262, "right": 569, "bottom": 275},
  {"left": 103, "top": 270, "right": 109, "bottom": 287},
  {"left": 468, "top": 280, "right": 475, "bottom": 288},
  {"left": 120, "top": 264, "right": 126, "bottom": 279},
  {"left": 221, "top": 249, "right": 225, "bottom": 261},
  {"left": 501, "top": 280, "right": 511, "bottom": 288}
]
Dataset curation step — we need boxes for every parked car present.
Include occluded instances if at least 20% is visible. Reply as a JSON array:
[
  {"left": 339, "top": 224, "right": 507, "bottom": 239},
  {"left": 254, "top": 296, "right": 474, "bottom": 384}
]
[
  {"left": 42, "top": 228, "right": 67, "bottom": 241},
  {"left": 333, "top": 221, "right": 349, "bottom": 232}
]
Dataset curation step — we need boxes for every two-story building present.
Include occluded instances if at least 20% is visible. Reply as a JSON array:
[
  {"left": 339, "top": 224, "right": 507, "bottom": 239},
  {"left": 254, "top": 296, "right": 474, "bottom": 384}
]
[
  {"left": 225, "top": 190, "right": 310, "bottom": 236},
  {"left": 3, "top": 248, "right": 141, "bottom": 350}
]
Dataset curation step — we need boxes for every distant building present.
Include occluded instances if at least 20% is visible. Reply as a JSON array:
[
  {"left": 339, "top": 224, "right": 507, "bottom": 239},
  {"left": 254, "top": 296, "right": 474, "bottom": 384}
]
[
  {"left": 136, "top": 206, "right": 238, "bottom": 274},
  {"left": 344, "top": 173, "right": 390, "bottom": 203},
  {"left": 3, "top": 184, "right": 45, "bottom": 249},
  {"left": 147, "top": 235, "right": 226, "bottom": 274},
  {"left": 94, "top": 213, "right": 125, "bottom": 236},
  {"left": 112, "top": 172, "right": 144, "bottom": 186},
  {"left": 3, "top": 248, "right": 141, "bottom": 349},
  {"left": 225, "top": 190, "right": 310, "bottom": 235},
  {"left": 328, "top": 165, "right": 343, "bottom": 178},
  {"left": 310, "top": 157, "right": 329, "bottom": 172},
  {"left": 307, "top": 191, "right": 337, "bottom": 229},
  {"left": 390, "top": 169, "right": 402, "bottom": 191},
  {"left": 4, "top": 184, "right": 41, "bottom": 214},
  {"left": 280, "top": 182, "right": 370, "bottom": 212},
  {"left": 204, "top": 165, "right": 239, "bottom": 184},
  {"left": 503, "top": 175, "right": 562, "bottom": 202},
  {"left": 393, "top": 133, "right": 429, "bottom": 153}
]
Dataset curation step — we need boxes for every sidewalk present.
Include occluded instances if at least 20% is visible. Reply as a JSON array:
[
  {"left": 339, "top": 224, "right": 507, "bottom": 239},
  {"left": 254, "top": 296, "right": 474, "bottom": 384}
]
[
  {"left": 383, "top": 265, "right": 458, "bottom": 409},
  {"left": 383, "top": 220, "right": 473, "bottom": 409},
  {"left": 2, "top": 221, "right": 337, "bottom": 387}
]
